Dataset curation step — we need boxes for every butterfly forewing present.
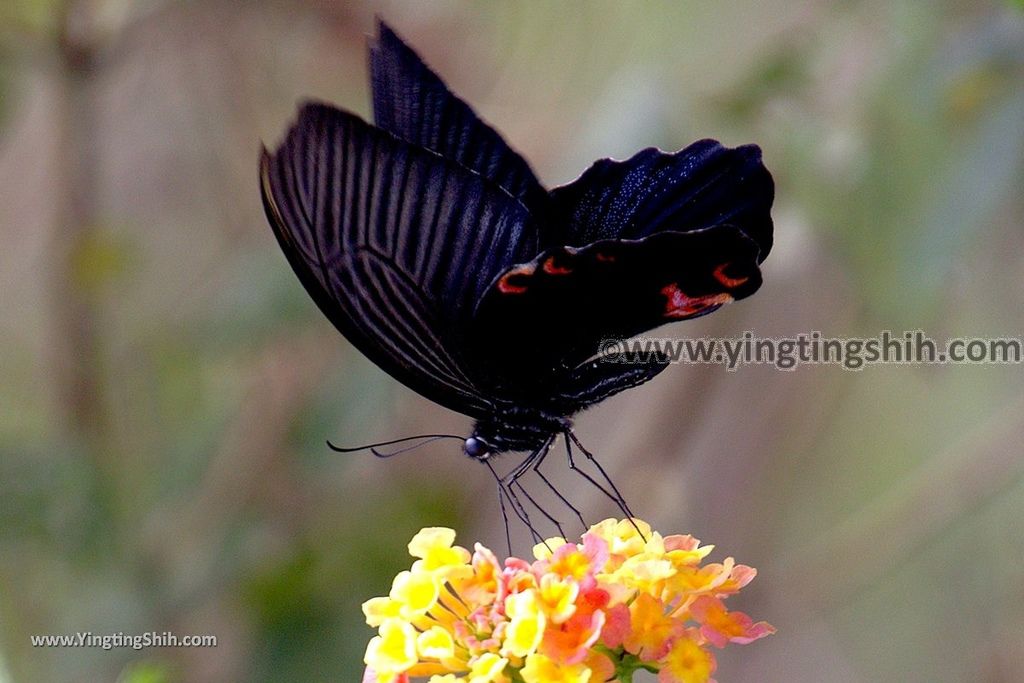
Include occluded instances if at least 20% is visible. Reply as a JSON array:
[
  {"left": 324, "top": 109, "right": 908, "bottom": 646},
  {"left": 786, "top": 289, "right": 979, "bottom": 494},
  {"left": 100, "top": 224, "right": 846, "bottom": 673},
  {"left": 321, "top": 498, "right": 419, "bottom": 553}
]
[
  {"left": 370, "top": 20, "right": 549, "bottom": 215},
  {"left": 261, "top": 102, "right": 540, "bottom": 417}
]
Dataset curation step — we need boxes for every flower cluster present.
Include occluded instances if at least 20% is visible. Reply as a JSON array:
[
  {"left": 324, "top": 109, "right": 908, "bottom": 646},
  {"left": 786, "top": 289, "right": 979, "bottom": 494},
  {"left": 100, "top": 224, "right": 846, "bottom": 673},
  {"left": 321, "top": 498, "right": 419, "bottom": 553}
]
[{"left": 362, "top": 519, "right": 773, "bottom": 683}]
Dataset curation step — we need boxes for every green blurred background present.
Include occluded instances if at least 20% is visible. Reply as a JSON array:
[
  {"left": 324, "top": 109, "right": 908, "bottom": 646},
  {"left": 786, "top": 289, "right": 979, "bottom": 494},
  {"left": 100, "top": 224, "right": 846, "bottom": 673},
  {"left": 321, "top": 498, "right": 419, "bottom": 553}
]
[{"left": 1, "top": 1, "right": 1023, "bottom": 681}]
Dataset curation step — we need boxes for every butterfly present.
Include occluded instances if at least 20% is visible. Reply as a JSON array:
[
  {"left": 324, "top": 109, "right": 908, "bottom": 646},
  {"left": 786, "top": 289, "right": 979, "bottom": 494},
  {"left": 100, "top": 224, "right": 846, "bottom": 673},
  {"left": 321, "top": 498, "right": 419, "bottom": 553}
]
[{"left": 260, "top": 20, "right": 774, "bottom": 537}]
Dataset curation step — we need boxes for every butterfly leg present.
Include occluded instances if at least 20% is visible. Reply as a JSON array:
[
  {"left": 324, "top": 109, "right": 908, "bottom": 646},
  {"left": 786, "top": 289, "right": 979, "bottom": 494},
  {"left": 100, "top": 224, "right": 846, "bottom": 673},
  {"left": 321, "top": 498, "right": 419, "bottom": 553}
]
[
  {"left": 529, "top": 439, "right": 587, "bottom": 533},
  {"left": 494, "top": 453, "right": 544, "bottom": 545},
  {"left": 563, "top": 430, "right": 646, "bottom": 539},
  {"left": 507, "top": 435, "right": 566, "bottom": 540},
  {"left": 501, "top": 440, "right": 560, "bottom": 543},
  {"left": 489, "top": 457, "right": 546, "bottom": 553},
  {"left": 511, "top": 482, "right": 564, "bottom": 542},
  {"left": 484, "top": 459, "right": 515, "bottom": 556},
  {"left": 505, "top": 481, "right": 543, "bottom": 545}
]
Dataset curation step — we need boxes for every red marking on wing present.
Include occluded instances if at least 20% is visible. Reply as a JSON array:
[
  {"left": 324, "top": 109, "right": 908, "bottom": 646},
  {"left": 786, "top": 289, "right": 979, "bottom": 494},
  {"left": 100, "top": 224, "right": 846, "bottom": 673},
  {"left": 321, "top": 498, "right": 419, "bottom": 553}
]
[
  {"left": 498, "top": 274, "right": 527, "bottom": 294},
  {"left": 661, "top": 284, "right": 734, "bottom": 318},
  {"left": 497, "top": 265, "right": 535, "bottom": 294},
  {"left": 594, "top": 252, "right": 616, "bottom": 263},
  {"left": 713, "top": 263, "right": 749, "bottom": 288},
  {"left": 543, "top": 255, "right": 572, "bottom": 275}
]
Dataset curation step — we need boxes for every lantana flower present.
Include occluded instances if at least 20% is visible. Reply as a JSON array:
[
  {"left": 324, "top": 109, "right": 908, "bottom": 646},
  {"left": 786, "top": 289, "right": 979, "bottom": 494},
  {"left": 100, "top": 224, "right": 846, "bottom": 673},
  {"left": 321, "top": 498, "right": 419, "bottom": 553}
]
[{"left": 362, "top": 519, "right": 773, "bottom": 683}]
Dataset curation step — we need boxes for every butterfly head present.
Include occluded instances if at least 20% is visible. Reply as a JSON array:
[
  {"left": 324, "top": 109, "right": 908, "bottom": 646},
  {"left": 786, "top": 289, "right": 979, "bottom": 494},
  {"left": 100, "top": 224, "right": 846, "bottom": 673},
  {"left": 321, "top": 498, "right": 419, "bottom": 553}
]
[
  {"left": 463, "top": 436, "right": 493, "bottom": 461},
  {"left": 466, "top": 412, "right": 568, "bottom": 461}
]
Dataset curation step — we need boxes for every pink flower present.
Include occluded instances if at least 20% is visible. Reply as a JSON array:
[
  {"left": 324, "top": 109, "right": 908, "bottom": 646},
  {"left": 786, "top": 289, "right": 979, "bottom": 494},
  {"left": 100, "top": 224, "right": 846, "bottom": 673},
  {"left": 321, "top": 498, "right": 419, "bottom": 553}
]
[
  {"left": 689, "top": 596, "right": 776, "bottom": 648},
  {"left": 361, "top": 667, "right": 409, "bottom": 683}
]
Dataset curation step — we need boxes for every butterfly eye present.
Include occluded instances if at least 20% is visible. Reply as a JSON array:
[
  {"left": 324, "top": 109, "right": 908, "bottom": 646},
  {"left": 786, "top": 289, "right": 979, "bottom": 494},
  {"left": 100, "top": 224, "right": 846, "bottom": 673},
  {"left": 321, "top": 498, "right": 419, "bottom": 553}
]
[{"left": 464, "top": 437, "right": 490, "bottom": 459}]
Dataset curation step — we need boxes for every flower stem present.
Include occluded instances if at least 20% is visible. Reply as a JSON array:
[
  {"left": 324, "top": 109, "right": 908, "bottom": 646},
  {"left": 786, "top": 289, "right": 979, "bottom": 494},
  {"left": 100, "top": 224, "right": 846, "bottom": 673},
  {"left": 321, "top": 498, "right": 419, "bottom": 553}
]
[{"left": 600, "top": 647, "right": 658, "bottom": 682}]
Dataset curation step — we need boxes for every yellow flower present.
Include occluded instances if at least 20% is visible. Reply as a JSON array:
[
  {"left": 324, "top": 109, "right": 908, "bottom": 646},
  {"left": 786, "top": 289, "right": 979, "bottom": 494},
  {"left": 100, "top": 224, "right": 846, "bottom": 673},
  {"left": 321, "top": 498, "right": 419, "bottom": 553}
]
[
  {"left": 363, "top": 596, "right": 402, "bottom": 627},
  {"left": 390, "top": 570, "right": 440, "bottom": 619},
  {"left": 532, "top": 537, "right": 568, "bottom": 561},
  {"left": 364, "top": 618, "right": 417, "bottom": 675},
  {"left": 417, "top": 625, "right": 457, "bottom": 660},
  {"left": 538, "top": 574, "right": 579, "bottom": 624},
  {"left": 409, "top": 527, "right": 472, "bottom": 574},
  {"left": 589, "top": 518, "right": 653, "bottom": 558},
  {"left": 521, "top": 653, "right": 591, "bottom": 683},
  {"left": 608, "top": 553, "right": 676, "bottom": 594},
  {"left": 503, "top": 589, "right": 546, "bottom": 658},
  {"left": 467, "top": 652, "right": 508, "bottom": 683}
]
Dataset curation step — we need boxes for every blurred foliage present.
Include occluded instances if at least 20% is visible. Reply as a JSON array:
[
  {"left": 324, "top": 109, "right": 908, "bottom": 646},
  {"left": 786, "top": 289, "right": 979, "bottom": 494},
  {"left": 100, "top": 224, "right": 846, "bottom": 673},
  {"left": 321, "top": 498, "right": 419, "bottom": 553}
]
[
  {"left": 117, "top": 660, "right": 173, "bottom": 683},
  {"left": 0, "top": 1, "right": 1023, "bottom": 682},
  {"left": 0, "top": 0, "right": 61, "bottom": 35}
]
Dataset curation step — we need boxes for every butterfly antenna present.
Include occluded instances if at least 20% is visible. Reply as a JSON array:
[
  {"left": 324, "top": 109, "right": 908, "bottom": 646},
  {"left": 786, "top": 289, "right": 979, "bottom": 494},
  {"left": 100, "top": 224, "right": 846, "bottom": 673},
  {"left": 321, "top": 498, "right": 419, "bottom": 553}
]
[
  {"left": 369, "top": 436, "right": 461, "bottom": 458},
  {"left": 327, "top": 434, "right": 464, "bottom": 458}
]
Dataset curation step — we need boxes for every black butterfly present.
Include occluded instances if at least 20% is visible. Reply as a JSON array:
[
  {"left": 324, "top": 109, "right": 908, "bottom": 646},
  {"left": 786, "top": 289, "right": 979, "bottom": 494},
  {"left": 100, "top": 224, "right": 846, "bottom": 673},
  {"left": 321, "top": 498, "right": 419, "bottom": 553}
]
[{"left": 260, "top": 20, "right": 773, "bottom": 536}]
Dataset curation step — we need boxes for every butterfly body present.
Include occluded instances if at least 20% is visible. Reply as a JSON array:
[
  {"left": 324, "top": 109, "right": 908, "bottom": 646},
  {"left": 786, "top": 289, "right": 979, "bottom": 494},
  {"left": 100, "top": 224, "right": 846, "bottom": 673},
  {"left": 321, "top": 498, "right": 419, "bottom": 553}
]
[
  {"left": 467, "top": 409, "right": 570, "bottom": 459},
  {"left": 260, "top": 21, "right": 774, "bottom": 464}
]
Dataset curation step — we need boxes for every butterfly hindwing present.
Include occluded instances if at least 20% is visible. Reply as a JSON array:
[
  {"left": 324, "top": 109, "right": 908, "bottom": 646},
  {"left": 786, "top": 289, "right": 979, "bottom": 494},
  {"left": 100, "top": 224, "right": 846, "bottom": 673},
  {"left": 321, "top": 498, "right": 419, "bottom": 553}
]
[
  {"left": 557, "top": 352, "right": 672, "bottom": 413},
  {"left": 461, "top": 138, "right": 773, "bottom": 398},
  {"left": 261, "top": 102, "right": 539, "bottom": 417},
  {"left": 468, "top": 227, "right": 762, "bottom": 396}
]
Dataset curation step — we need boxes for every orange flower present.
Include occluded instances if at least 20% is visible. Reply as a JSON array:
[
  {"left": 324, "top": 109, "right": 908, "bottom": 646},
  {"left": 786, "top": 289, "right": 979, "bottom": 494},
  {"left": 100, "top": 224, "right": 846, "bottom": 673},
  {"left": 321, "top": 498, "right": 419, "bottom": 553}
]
[
  {"left": 658, "top": 632, "right": 717, "bottom": 683},
  {"left": 622, "top": 593, "right": 684, "bottom": 661},
  {"left": 540, "top": 594, "right": 605, "bottom": 665}
]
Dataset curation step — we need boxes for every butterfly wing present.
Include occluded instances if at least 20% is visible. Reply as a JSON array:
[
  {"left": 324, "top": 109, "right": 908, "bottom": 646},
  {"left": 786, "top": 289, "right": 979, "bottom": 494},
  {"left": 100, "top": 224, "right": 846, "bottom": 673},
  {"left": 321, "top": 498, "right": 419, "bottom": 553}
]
[
  {"left": 557, "top": 352, "right": 672, "bottom": 414},
  {"left": 468, "top": 228, "right": 761, "bottom": 394},
  {"left": 261, "top": 102, "right": 539, "bottom": 418},
  {"left": 548, "top": 140, "right": 773, "bottom": 257},
  {"left": 466, "top": 141, "right": 773, "bottom": 401},
  {"left": 369, "top": 20, "right": 549, "bottom": 213}
]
